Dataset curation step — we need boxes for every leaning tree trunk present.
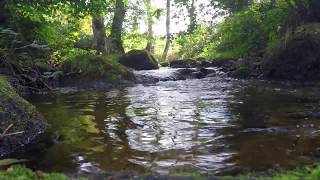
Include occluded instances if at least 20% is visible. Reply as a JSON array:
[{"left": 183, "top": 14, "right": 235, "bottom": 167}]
[
  {"left": 92, "top": 16, "right": 107, "bottom": 54},
  {"left": 145, "top": 0, "right": 154, "bottom": 53},
  {"left": 162, "top": 0, "right": 171, "bottom": 61},
  {"left": 107, "top": 0, "right": 126, "bottom": 54}
]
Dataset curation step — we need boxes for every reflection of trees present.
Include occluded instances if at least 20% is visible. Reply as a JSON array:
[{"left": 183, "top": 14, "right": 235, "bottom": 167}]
[
  {"left": 23, "top": 92, "right": 102, "bottom": 172},
  {"left": 25, "top": 90, "right": 144, "bottom": 173},
  {"left": 25, "top": 81, "right": 319, "bottom": 174},
  {"left": 223, "top": 84, "right": 318, "bottom": 172},
  {"left": 91, "top": 90, "right": 144, "bottom": 172},
  {"left": 228, "top": 85, "right": 295, "bottom": 129}
]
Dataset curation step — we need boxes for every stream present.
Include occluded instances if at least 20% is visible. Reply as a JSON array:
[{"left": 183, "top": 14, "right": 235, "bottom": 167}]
[{"left": 19, "top": 68, "right": 320, "bottom": 176}]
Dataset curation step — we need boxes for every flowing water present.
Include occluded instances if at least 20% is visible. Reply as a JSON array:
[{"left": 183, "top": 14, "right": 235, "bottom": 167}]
[{"left": 21, "top": 68, "right": 320, "bottom": 175}]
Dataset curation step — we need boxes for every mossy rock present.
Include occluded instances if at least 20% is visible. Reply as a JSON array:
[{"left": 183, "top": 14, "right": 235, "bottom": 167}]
[
  {"left": 119, "top": 50, "right": 159, "bottom": 70},
  {"left": 61, "top": 55, "right": 136, "bottom": 84},
  {"left": 0, "top": 76, "right": 46, "bottom": 157},
  {"left": 263, "top": 23, "right": 320, "bottom": 80}
]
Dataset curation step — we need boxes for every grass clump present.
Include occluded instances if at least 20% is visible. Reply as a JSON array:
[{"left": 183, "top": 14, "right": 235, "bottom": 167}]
[
  {"left": 0, "top": 166, "right": 86, "bottom": 180},
  {"left": 169, "top": 165, "right": 320, "bottom": 180},
  {"left": 3, "top": 165, "right": 320, "bottom": 180}
]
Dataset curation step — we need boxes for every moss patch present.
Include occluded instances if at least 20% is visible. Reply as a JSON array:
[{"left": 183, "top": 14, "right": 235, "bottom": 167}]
[
  {"left": 61, "top": 54, "right": 135, "bottom": 83},
  {"left": 0, "top": 75, "right": 46, "bottom": 157},
  {"left": 0, "top": 166, "right": 85, "bottom": 180},
  {"left": 3, "top": 165, "right": 320, "bottom": 180}
]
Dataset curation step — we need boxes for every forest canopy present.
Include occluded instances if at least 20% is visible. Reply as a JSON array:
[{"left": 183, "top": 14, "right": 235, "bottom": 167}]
[{"left": 1, "top": 0, "right": 320, "bottom": 63}]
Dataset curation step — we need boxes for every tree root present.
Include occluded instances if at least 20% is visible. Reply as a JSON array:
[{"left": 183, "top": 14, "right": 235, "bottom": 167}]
[
  {"left": 0, "top": 124, "right": 24, "bottom": 142},
  {"left": 0, "top": 56, "right": 52, "bottom": 93}
]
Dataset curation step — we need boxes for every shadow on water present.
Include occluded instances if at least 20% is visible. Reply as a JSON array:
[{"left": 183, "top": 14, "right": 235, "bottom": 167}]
[
  {"left": 14, "top": 71, "right": 320, "bottom": 176},
  {"left": 224, "top": 82, "right": 320, "bottom": 174},
  {"left": 21, "top": 90, "right": 145, "bottom": 174}
]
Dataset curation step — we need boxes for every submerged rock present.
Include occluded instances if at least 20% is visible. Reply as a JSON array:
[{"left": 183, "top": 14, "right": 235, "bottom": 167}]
[
  {"left": 169, "top": 59, "right": 199, "bottom": 68},
  {"left": 61, "top": 55, "right": 136, "bottom": 87},
  {"left": 173, "top": 68, "right": 217, "bottom": 80},
  {"left": 120, "top": 50, "right": 159, "bottom": 70},
  {"left": 0, "top": 76, "right": 46, "bottom": 157},
  {"left": 211, "top": 59, "right": 238, "bottom": 72},
  {"left": 263, "top": 23, "right": 320, "bottom": 80},
  {"left": 173, "top": 68, "right": 196, "bottom": 80}
]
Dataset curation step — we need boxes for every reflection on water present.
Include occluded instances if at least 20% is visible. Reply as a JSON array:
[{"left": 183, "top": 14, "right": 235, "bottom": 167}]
[{"left": 22, "top": 69, "right": 320, "bottom": 175}]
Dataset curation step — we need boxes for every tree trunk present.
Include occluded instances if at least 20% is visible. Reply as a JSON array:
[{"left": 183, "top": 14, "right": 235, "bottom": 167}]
[
  {"left": 107, "top": 0, "right": 126, "bottom": 54},
  {"left": 145, "top": 0, "right": 154, "bottom": 53},
  {"left": 162, "top": 0, "right": 171, "bottom": 61},
  {"left": 92, "top": 16, "right": 107, "bottom": 54},
  {"left": 0, "top": 0, "right": 8, "bottom": 27},
  {"left": 187, "top": 0, "right": 196, "bottom": 33},
  {"left": 132, "top": 15, "right": 139, "bottom": 32}
]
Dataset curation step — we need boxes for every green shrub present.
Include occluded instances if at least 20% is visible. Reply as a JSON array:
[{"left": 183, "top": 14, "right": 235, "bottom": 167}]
[
  {"left": 212, "top": 0, "right": 291, "bottom": 58},
  {"left": 175, "top": 25, "right": 214, "bottom": 59},
  {"left": 175, "top": 0, "right": 293, "bottom": 59}
]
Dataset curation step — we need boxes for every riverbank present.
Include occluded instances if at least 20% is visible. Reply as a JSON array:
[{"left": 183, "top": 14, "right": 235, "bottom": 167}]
[
  {"left": 2, "top": 165, "right": 320, "bottom": 180},
  {"left": 162, "top": 57, "right": 262, "bottom": 80},
  {"left": 165, "top": 23, "right": 320, "bottom": 82}
]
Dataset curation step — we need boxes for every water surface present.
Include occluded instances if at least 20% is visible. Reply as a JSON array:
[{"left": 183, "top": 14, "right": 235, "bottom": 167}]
[{"left": 22, "top": 68, "right": 320, "bottom": 175}]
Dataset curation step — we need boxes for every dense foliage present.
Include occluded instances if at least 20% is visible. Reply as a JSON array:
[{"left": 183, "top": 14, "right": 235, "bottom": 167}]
[
  {"left": 177, "top": 0, "right": 297, "bottom": 59},
  {"left": 1, "top": 0, "right": 319, "bottom": 63}
]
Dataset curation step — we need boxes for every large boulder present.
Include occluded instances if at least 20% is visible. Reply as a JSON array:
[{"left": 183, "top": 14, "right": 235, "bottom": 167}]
[
  {"left": 61, "top": 55, "right": 136, "bottom": 87},
  {"left": 0, "top": 76, "right": 46, "bottom": 157},
  {"left": 119, "top": 50, "right": 159, "bottom": 70},
  {"left": 263, "top": 23, "right": 320, "bottom": 80}
]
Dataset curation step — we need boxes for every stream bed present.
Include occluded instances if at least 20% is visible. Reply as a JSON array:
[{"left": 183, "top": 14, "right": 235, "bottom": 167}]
[{"left": 19, "top": 68, "right": 320, "bottom": 176}]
